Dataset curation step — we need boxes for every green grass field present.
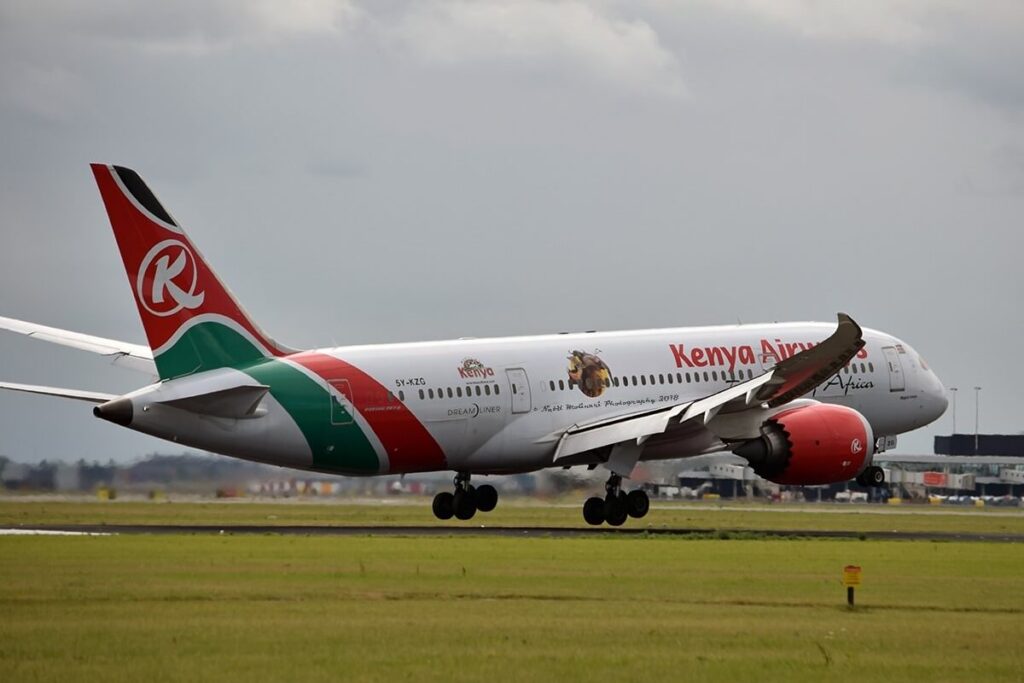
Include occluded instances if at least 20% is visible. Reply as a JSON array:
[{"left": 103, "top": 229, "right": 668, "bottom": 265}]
[
  {"left": 1, "top": 498, "right": 1023, "bottom": 535},
  {"left": 2, "top": 501, "right": 1023, "bottom": 682}
]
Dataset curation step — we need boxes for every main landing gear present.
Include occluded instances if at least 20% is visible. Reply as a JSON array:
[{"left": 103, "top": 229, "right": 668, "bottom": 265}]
[
  {"left": 856, "top": 465, "right": 886, "bottom": 487},
  {"left": 582, "top": 473, "right": 650, "bottom": 527},
  {"left": 432, "top": 472, "right": 499, "bottom": 521}
]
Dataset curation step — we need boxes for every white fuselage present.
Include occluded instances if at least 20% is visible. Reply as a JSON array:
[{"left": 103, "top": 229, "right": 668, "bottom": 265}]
[{"left": 121, "top": 321, "right": 948, "bottom": 476}]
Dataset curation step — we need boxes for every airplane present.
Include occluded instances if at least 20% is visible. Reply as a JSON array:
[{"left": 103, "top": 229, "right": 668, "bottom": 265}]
[{"left": 0, "top": 165, "right": 948, "bottom": 525}]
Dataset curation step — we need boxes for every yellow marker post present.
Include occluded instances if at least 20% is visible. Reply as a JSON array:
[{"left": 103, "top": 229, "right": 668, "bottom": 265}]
[{"left": 843, "top": 565, "right": 862, "bottom": 607}]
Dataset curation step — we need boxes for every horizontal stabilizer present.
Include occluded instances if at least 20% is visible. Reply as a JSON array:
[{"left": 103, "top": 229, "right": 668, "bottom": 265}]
[
  {"left": 159, "top": 385, "right": 270, "bottom": 419},
  {"left": 0, "top": 381, "right": 117, "bottom": 404},
  {"left": 0, "top": 315, "right": 156, "bottom": 376}
]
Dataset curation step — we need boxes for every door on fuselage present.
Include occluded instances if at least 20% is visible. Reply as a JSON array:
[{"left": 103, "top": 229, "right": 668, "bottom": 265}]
[
  {"left": 881, "top": 346, "right": 905, "bottom": 392},
  {"left": 506, "top": 368, "right": 532, "bottom": 414},
  {"left": 328, "top": 379, "right": 355, "bottom": 425}
]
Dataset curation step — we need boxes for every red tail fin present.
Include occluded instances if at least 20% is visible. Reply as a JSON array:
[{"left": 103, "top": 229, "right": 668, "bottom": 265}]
[{"left": 91, "top": 164, "right": 294, "bottom": 379}]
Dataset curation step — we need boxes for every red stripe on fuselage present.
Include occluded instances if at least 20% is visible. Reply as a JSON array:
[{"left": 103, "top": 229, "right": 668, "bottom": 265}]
[{"left": 288, "top": 352, "right": 447, "bottom": 474}]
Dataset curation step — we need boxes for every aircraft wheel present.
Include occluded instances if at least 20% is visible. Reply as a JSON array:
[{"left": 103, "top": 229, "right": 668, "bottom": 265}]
[
  {"left": 626, "top": 490, "right": 650, "bottom": 519},
  {"left": 453, "top": 488, "right": 477, "bottom": 520},
  {"left": 432, "top": 491, "right": 454, "bottom": 520},
  {"left": 583, "top": 497, "right": 606, "bottom": 526},
  {"left": 866, "top": 466, "right": 886, "bottom": 486},
  {"left": 605, "top": 495, "right": 628, "bottom": 527},
  {"left": 475, "top": 484, "right": 498, "bottom": 513}
]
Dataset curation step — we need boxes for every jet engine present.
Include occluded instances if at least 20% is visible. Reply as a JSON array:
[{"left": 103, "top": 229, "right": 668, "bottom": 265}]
[{"left": 732, "top": 403, "right": 873, "bottom": 485}]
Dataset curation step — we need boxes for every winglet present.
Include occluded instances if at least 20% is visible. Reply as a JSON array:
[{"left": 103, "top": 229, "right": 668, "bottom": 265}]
[{"left": 755, "top": 313, "right": 865, "bottom": 407}]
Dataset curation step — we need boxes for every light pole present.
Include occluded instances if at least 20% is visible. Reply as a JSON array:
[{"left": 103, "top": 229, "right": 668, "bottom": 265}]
[
  {"left": 973, "top": 386, "right": 982, "bottom": 454},
  {"left": 949, "top": 387, "right": 957, "bottom": 434}
]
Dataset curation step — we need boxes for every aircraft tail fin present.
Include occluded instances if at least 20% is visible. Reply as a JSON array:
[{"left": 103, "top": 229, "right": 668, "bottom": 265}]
[{"left": 90, "top": 164, "right": 295, "bottom": 381}]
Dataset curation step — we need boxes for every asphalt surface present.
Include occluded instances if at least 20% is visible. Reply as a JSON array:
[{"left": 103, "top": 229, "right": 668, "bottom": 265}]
[{"left": 3, "top": 524, "right": 1023, "bottom": 542}]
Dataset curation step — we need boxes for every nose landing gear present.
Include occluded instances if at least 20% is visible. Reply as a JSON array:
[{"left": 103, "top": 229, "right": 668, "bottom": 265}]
[
  {"left": 582, "top": 473, "right": 650, "bottom": 526},
  {"left": 432, "top": 472, "right": 499, "bottom": 521},
  {"left": 856, "top": 465, "right": 886, "bottom": 487}
]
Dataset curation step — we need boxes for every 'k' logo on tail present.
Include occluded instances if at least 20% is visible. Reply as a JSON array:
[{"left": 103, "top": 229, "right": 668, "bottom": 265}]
[
  {"left": 137, "top": 240, "right": 205, "bottom": 316},
  {"left": 92, "top": 164, "right": 295, "bottom": 380}
]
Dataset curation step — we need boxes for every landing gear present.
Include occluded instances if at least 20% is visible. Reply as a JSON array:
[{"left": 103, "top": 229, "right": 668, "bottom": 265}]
[
  {"left": 626, "top": 489, "right": 650, "bottom": 518},
  {"left": 581, "top": 474, "right": 650, "bottom": 526},
  {"left": 583, "top": 497, "right": 605, "bottom": 525},
  {"left": 856, "top": 465, "right": 886, "bottom": 487},
  {"left": 432, "top": 473, "right": 499, "bottom": 521},
  {"left": 475, "top": 484, "right": 498, "bottom": 513},
  {"left": 432, "top": 491, "right": 454, "bottom": 520}
]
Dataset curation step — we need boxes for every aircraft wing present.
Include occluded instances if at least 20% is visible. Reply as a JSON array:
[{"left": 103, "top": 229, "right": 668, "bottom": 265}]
[
  {"left": 0, "top": 315, "right": 156, "bottom": 376},
  {"left": 553, "top": 313, "right": 865, "bottom": 468},
  {"left": 0, "top": 381, "right": 117, "bottom": 403}
]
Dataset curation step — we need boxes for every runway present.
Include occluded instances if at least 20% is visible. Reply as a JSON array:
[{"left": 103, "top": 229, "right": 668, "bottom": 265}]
[{"left": 3, "top": 524, "right": 1022, "bottom": 542}]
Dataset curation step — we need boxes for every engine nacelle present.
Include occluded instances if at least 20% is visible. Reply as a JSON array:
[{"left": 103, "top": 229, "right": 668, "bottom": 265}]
[{"left": 732, "top": 404, "right": 873, "bottom": 485}]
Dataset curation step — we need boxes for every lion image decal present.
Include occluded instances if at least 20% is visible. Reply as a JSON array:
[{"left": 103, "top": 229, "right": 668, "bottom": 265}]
[{"left": 567, "top": 350, "right": 612, "bottom": 398}]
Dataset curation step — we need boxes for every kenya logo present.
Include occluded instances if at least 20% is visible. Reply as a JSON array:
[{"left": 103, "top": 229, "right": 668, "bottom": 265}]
[
  {"left": 850, "top": 438, "right": 863, "bottom": 455},
  {"left": 458, "top": 358, "right": 495, "bottom": 380},
  {"left": 136, "top": 239, "right": 205, "bottom": 317}
]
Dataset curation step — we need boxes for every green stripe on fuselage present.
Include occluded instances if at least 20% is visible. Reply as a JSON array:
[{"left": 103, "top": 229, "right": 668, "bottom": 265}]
[
  {"left": 242, "top": 360, "right": 380, "bottom": 474},
  {"left": 154, "top": 321, "right": 379, "bottom": 474}
]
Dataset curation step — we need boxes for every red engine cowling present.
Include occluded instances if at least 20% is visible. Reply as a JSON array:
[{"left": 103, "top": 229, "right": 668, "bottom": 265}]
[{"left": 732, "top": 404, "right": 873, "bottom": 485}]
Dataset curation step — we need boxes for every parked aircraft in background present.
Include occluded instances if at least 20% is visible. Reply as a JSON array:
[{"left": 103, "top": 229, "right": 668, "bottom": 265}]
[{"left": 0, "top": 165, "right": 948, "bottom": 525}]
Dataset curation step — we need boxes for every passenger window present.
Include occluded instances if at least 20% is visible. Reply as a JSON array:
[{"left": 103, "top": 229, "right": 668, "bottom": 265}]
[
  {"left": 852, "top": 365, "right": 858, "bottom": 374},
  {"left": 703, "top": 372, "right": 709, "bottom": 382},
  {"left": 612, "top": 377, "right": 620, "bottom": 387},
  {"left": 694, "top": 373, "right": 700, "bottom": 383},
  {"left": 485, "top": 385, "right": 491, "bottom": 396},
  {"left": 399, "top": 390, "right": 405, "bottom": 402},
  {"left": 418, "top": 389, "right": 424, "bottom": 400},
  {"left": 447, "top": 387, "right": 453, "bottom": 398},
  {"left": 659, "top": 374, "right": 665, "bottom": 384},
  {"left": 641, "top": 375, "right": 647, "bottom": 386},
  {"left": 549, "top": 380, "right": 555, "bottom": 391},
  {"left": 475, "top": 386, "right": 482, "bottom": 396},
  {"left": 712, "top": 371, "right": 718, "bottom": 381},
  {"left": 558, "top": 380, "right": 565, "bottom": 391},
  {"left": 494, "top": 385, "right": 500, "bottom": 395},
  {"left": 667, "top": 374, "right": 673, "bottom": 385},
  {"left": 428, "top": 388, "right": 435, "bottom": 399},
  {"left": 456, "top": 387, "right": 463, "bottom": 398},
  {"left": 860, "top": 363, "right": 867, "bottom": 374},
  {"left": 868, "top": 362, "right": 874, "bottom": 372},
  {"left": 747, "top": 369, "right": 753, "bottom": 379}
]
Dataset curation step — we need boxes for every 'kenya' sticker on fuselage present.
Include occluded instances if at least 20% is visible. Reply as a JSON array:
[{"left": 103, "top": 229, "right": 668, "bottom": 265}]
[{"left": 458, "top": 358, "right": 494, "bottom": 380}]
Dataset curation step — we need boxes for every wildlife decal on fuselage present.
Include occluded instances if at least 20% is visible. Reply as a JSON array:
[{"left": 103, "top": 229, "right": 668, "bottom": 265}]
[{"left": 567, "top": 350, "right": 611, "bottom": 398}]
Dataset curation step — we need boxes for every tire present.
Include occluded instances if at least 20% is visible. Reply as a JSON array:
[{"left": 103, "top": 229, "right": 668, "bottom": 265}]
[
  {"left": 626, "top": 490, "right": 650, "bottom": 519},
  {"left": 432, "top": 491, "right": 454, "bottom": 520},
  {"left": 605, "top": 495, "right": 628, "bottom": 527},
  {"left": 453, "top": 489, "right": 477, "bottom": 520},
  {"left": 583, "top": 497, "right": 605, "bottom": 526},
  {"left": 475, "top": 484, "right": 498, "bottom": 513},
  {"left": 867, "top": 466, "right": 886, "bottom": 486}
]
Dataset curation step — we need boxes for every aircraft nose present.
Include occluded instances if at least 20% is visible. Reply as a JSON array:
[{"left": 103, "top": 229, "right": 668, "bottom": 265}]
[{"left": 923, "top": 373, "right": 948, "bottom": 424}]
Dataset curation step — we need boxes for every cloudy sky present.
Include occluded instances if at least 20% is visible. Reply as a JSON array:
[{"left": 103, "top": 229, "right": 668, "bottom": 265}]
[{"left": 0, "top": 0, "right": 1021, "bottom": 463}]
